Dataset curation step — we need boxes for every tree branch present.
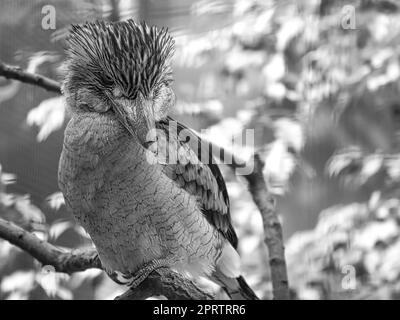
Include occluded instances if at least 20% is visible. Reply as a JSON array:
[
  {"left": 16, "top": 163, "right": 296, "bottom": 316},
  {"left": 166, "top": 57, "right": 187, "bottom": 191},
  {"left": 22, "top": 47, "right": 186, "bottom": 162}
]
[
  {"left": 0, "top": 217, "right": 213, "bottom": 299},
  {"left": 245, "top": 155, "right": 289, "bottom": 300},
  {"left": 0, "top": 217, "right": 101, "bottom": 273},
  {"left": 0, "top": 63, "right": 290, "bottom": 300},
  {"left": 0, "top": 62, "right": 61, "bottom": 94},
  {"left": 115, "top": 268, "right": 214, "bottom": 300},
  {"left": 211, "top": 147, "right": 290, "bottom": 300}
]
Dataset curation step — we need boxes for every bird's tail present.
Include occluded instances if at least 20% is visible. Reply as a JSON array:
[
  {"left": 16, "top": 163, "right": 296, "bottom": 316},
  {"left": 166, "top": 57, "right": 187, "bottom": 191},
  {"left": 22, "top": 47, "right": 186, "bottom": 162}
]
[
  {"left": 212, "top": 272, "right": 259, "bottom": 300},
  {"left": 223, "top": 276, "right": 259, "bottom": 300},
  {"left": 212, "top": 242, "right": 259, "bottom": 300}
]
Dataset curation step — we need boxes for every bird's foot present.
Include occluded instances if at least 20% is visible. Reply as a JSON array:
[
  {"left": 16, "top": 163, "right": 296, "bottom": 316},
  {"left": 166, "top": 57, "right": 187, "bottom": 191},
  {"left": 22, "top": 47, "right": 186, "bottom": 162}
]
[{"left": 111, "top": 259, "right": 171, "bottom": 289}]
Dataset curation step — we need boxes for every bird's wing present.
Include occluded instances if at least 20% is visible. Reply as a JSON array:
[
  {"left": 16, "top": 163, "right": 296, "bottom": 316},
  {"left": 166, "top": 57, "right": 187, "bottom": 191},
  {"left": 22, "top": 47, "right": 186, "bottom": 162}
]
[{"left": 150, "top": 116, "right": 238, "bottom": 248}]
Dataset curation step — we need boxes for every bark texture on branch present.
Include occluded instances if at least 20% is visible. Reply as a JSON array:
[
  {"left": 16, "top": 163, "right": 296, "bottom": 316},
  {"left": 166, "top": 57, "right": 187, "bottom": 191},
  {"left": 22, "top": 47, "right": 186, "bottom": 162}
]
[
  {"left": 0, "top": 62, "right": 61, "bottom": 94},
  {"left": 210, "top": 146, "right": 290, "bottom": 300},
  {"left": 245, "top": 155, "right": 289, "bottom": 300},
  {"left": 0, "top": 217, "right": 101, "bottom": 273},
  {"left": 0, "top": 61, "right": 290, "bottom": 300},
  {"left": 0, "top": 217, "right": 213, "bottom": 299},
  {"left": 116, "top": 268, "right": 214, "bottom": 300}
]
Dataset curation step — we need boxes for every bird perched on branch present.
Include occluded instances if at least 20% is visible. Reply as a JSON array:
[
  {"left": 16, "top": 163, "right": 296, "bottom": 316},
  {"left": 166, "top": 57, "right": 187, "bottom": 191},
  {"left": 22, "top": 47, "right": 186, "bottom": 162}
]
[{"left": 58, "top": 19, "right": 257, "bottom": 300}]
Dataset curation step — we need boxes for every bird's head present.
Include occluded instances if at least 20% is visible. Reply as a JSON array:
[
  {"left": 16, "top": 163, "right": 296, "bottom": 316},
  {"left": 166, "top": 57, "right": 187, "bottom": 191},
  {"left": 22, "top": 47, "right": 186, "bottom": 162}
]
[{"left": 62, "top": 20, "right": 175, "bottom": 143}]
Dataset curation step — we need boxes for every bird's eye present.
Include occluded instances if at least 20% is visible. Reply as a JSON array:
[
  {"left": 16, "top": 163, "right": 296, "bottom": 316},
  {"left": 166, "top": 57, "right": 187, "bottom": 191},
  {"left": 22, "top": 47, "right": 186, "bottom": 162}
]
[
  {"left": 153, "top": 87, "right": 161, "bottom": 97},
  {"left": 163, "top": 79, "right": 173, "bottom": 87}
]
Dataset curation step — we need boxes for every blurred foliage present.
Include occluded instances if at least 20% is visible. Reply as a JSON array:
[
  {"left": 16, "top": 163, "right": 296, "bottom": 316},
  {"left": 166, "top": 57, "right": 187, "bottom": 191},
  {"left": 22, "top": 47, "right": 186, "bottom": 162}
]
[
  {"left": 171, "top": 0, "right": 400, "bottom": 299},
  {"left": 287, "top": 194, "right": 400, "bottom": 299},
  {"left": 1, "top": 0, "right": 400, "bottom": 299}
]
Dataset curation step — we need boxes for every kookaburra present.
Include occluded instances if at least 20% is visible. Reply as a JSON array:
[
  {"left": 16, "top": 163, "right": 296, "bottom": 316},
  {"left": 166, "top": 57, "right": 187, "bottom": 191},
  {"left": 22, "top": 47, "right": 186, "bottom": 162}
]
[{"left": 58, "top": 19, "right": 258, "bottom": 300}]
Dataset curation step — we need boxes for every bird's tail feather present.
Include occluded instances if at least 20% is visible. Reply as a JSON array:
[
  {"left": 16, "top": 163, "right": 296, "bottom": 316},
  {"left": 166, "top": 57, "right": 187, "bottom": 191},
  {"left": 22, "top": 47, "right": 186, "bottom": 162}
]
[
  {"left": 213, "top": 242, "right": 258, "bottom": 299},
  {"left": 223, "top": 276, "right": 259, "bottom": 300},
  {"left": 212, "top": 271, "right": 259, "bottom": 300}
]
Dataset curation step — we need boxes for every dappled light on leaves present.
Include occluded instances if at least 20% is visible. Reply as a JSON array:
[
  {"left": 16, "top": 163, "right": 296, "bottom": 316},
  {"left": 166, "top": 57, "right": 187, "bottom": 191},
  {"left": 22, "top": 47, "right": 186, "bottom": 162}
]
[{"left": 26, "top": 96, "right": 66, "bottom": 142}]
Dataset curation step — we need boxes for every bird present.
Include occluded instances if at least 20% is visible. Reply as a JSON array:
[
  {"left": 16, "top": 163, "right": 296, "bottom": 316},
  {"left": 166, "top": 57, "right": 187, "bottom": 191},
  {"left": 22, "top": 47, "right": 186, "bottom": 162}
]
[{"left": 58, "top": 19, "right": 258, "bottom": 300}]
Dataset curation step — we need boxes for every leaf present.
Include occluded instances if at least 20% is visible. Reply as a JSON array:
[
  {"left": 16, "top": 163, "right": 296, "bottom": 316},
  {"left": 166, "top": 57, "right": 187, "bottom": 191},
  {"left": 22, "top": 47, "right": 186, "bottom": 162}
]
[
  {"left": 36, "top": 267, "right": 70, "bottom": 299},
  {"left": 0, "top": 81, "right": 20, "bottom": 105},
  {"left": 1, "top": 172, "right": 17, "bottom": 185},
  {"left": 191, "top": 0, "right": 234, "bottom": 16},
  {"left": 360, "top": 153, "right": 384, "bottom": 181},
  {"left": 264, "top": 82, "right": 286, "bottom": 100},
  {"left": 276, "top": 16, "right": 304, "bottom": 51},
  {"left": 367, "top": 60, "right": 400, "bottom": 91},
  {"left": 26, "top": 51, "right": 59, "bottom": 74},
  {"left": 0, "top": 164, "right": 17, "bottom": 186},
  {"left": 69, "top": 269, "right": 103, "bottom": 289},
  {"left": 175, "top": 99, "right": 223, "bottom": 115},
  {"left": 327, "top": 147, "right": 362, "bottom": 177},
  {"left": 353, "top": 220, "right": 399, "bottom": 250},
  {"left": 316, "top": 203, "right": 367, "bottom": 234},
  {"left": 0, "top": 240, "right": 17, "bottom": 270},
  {"left": 368, "top": 191, "right": 381, "bottom": 211},
  {"left": 225, "top": 50, "right": 266, "bottom": 73},
  {"left": 26, "top": 96, "right": 66, "bottom": 142},
  {"left": 385, "top": 155, "right": 400, "bottom": 181},
  {"left": 262, "top": 140, "right": 296, "bottom": 195},
  {"left": 73, "top": 225, "right": 92, "bottom": 240},
  {"left": 1, "top": 271, "right": 35, "bottom": 293},
  {"left": 48, "top": 220, "right": 74, "bottom": 241},
  {"left": 46, "top": 192, "right": 65, "bottom": 211},
  {"left": 379, "top": 241, "right": 400, "bottom": 282},
  {"left": 263, "top": 53, "right": 285, "bottom": 82},
  {"left": 14, "top": 195, "right": 45, "bottom": 224},
  {"left": 54, "top": 286, "right": 73, "bottom": 300},
  {"left": 274, "top": 118, "right": 304, "bottom": 152}
]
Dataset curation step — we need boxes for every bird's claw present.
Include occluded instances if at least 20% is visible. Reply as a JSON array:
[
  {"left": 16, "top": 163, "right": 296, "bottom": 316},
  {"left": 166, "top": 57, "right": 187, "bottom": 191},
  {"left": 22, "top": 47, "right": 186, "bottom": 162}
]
[{"left": 109, "top": 259, "right": 171, "bottom": 288}]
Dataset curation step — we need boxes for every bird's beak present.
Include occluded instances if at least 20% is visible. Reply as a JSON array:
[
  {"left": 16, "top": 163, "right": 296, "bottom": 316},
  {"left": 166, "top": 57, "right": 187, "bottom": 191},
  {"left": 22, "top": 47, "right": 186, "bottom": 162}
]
[
  {"left": 136, "top": 98, "right": 157, "bottom": 143},
  {"left": 107, "top": 95, "right": 136, "bottom": 137},
  {"left": 141, "top": 99, "right": 156, "bottom": 133},
  {"left": 107, "top": 93, "right": 156, "bottom": 142}
]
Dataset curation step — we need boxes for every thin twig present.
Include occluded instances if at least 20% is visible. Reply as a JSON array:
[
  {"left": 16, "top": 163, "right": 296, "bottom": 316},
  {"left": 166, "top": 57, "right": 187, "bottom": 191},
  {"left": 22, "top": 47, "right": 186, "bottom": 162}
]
[
  {"left": 0, "top": 217, "right": 101, "bottom": 273},
  {"left": 246, "top": 155, "right": 289, "bottom": 300},
  {"left": 0, "top": 217, "right": 213, "bottom": 299},
  {"left": 0, "top": 62, "right": 61, "bottom": 94}
]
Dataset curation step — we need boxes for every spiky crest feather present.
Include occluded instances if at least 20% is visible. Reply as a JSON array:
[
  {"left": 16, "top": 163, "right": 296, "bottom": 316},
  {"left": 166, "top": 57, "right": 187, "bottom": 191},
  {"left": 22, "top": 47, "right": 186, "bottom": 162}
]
[{"left": 64, "top": 20, "right": 175, "bottom": 99}]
